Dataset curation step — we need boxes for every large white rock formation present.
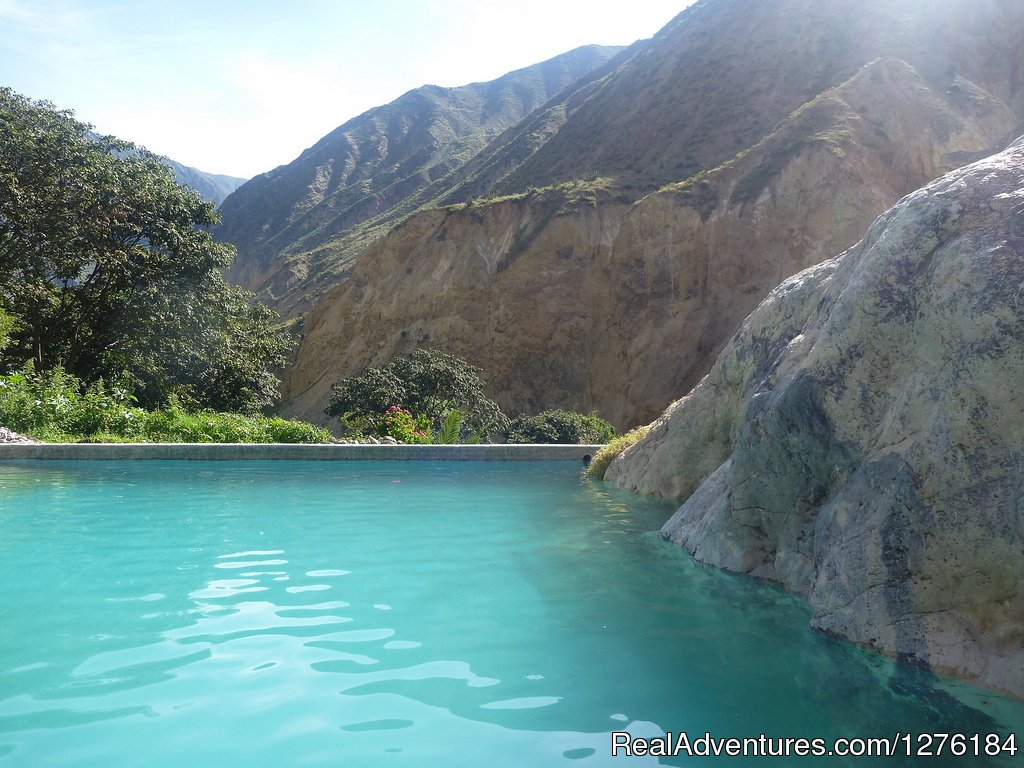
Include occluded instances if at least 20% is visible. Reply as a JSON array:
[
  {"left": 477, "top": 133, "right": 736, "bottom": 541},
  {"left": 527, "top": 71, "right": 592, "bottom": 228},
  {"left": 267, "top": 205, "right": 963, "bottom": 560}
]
[{"left": 607, "top": 137, "right": 1024, "bottom": 698}]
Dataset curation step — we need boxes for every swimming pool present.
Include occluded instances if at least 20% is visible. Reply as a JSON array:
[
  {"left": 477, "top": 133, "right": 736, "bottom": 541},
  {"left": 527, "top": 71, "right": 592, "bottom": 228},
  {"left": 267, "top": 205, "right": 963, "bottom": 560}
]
[{"left": 0, "top": 461, "right": 1020, "bottom": 766}]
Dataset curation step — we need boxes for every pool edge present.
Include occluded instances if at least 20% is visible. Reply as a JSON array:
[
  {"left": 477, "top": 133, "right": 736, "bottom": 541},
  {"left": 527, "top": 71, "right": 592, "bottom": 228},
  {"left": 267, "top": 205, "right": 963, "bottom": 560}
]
[{"left": 0, "top": 443, "right": 604, "bottom": 461}]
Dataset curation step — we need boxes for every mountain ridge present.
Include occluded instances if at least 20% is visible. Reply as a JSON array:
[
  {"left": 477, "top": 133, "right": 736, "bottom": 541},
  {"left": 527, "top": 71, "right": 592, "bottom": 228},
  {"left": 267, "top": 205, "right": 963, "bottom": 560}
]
[
  {"left": 215, "top": 44, "right": 622, "bottom": 302},
  {"left": 164, "top": 158, "right": 246, "bottom": 206},
  {"left": 272, "top": 0, "right": 1024, "bottom": 427}
]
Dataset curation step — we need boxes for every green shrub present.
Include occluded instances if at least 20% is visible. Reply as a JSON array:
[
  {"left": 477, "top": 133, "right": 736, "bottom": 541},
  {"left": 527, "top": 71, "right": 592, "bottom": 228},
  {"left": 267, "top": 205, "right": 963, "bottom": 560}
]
[
  {"left": 584, "top": 425, "right": 652, "bottom": 480},
  {"left": 136, "top": 405, "right": 331, "bottom": 443},
  {"left": 141, "top": 405, "right": 261, "bottom": 443},
  {"left": 376, "top": 406, "right": 432, "bottom": 443},
  {"left": 506, "top": 409, "right": 616, "bottom": 444},
  {"left": 263, "top": 417, "right": 333, "bottom": 444},
  {"left": 327, "top": 349, "right": 507, "bottom": 438},
  {"left": 0, "top": 365, "right": 141, "bottom": 439},
  {"left": 0, "top": 366, "right": 330, "bottom": 443}
]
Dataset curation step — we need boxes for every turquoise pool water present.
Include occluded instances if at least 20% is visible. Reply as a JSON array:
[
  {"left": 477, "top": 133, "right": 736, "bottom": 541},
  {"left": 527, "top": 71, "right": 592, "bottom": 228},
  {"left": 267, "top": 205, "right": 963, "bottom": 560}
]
[{"left": 0, "top": 460, "right": 1020, "bottom": 767}]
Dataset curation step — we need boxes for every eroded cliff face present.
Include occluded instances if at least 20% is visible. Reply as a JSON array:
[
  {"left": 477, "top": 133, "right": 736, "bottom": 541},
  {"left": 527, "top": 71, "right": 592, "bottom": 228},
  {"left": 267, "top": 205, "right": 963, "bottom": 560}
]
[
  {"left": 606, "top": 138, "right": 1024, "bottom": 698},
  {"left": 282, "top": 58, "right": 1020, "bottom": 428}
]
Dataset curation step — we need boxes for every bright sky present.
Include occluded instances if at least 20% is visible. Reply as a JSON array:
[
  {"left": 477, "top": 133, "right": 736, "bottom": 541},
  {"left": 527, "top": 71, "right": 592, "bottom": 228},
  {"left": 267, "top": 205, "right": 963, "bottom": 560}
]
[{"left": 0, "top": 0, "right": 693, "bottom": 179}]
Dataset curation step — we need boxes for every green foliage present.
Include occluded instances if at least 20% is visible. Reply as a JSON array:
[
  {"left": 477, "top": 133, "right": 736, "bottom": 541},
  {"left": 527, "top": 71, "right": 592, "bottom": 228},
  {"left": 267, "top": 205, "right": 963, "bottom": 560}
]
[
  {"left": 0, "top": 87, "right": 289, "bottom": 413},
  {"left": 505, "top": 409, "right": 617, "bottom": 444},
  {"left": 0, "top": 364, "right": 139, "bottom": 437},
  {"left": 103, "top": 281, "right": 290, "bottom": 413},
  {"left": 326, "top": 349, "right": 507, "bottom": 438},
  {"left": 434, "top": 409, "right": 464, "bottom": 444},
  {"left": 259, "top": 417, "right": 332, "bottom": 444},
  {"left": 584, "top": 425, "right": 652, "bottom": 480},
  {"left": 0, "top": 307, "right": 14, "bottom": 353},
  {"left": 140, "top": 403, "right": 330, "bottom": 444},
  {"left": 0, "top": 366, "right": 329, "bottom": 443},
  {"left": 328, "top": 367, "right": 405, "bottom": 427},
  {"left": 375, "top": 406, "right": 432, "bottom": 444}
]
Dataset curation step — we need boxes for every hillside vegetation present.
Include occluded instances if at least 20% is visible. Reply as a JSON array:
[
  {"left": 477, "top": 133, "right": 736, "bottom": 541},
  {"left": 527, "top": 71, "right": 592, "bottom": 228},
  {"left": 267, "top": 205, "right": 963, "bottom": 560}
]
[{"left": 0, "top": 88, "right": 311, "bottom": 442}]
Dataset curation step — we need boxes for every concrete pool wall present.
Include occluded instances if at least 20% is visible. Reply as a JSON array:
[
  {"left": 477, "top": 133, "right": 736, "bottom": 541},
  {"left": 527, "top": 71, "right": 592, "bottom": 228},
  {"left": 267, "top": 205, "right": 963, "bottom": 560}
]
[{"left": 0, "top": 444, "right": 603, "bottom": 461}]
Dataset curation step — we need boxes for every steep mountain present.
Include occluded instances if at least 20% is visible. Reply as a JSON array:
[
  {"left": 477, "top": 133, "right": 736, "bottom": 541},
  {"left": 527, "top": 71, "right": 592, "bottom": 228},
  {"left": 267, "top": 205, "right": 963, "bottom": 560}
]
[
  {"left": 214, "top": 45, "right": 621, "bottom": 305},
  {"left": 280, "top": 0, "right": 1024, "bottom": 429},
  {"left": 220, "top": 0, "right": 1024, "bottom": 323},
  {"left": 489, "top": 0, "right": 1024, "bottom": 193},
  {"left": 165, "top": 159, "right": 246, "bottom": 206},
  {"left": 85, "top": 129, "right": 247, "bottom": 206},
  {"left": 605, "top": 137, "right": 1024, "bottom": 698}
]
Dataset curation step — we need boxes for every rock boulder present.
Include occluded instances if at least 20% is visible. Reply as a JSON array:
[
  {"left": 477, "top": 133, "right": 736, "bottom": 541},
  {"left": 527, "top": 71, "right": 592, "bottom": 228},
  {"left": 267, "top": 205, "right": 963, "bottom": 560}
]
[{"left": 606, "top": 138, "right": 1024, "bottom": 698}]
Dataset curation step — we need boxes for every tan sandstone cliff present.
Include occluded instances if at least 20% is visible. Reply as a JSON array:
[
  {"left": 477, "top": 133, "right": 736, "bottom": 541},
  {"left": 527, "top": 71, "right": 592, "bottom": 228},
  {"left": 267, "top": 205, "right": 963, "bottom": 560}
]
[
  {"left": 606, "top": 138, "right": 1024, "bottom": 699},
  {"left": 281, "top": 58, "right": 1020, "bottom": 428}
]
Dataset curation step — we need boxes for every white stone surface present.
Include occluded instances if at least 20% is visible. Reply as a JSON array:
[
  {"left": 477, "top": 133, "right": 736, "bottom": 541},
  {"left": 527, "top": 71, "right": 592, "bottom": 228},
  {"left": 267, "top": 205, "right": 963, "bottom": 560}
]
[{"left": 608, "top": 137, "right": 1024, "bottom": 698}]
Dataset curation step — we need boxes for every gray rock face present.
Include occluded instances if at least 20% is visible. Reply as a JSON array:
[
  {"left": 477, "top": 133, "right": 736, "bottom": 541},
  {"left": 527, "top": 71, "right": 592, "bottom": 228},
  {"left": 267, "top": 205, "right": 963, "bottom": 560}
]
[{"left": 606, "top": 137, "right": 1024, "bottom": 698}]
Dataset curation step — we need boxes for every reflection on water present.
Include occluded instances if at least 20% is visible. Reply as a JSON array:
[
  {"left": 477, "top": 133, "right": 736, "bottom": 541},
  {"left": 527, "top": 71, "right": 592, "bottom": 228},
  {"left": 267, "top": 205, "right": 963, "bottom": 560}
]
[{"left": 0, "top": 460, "right": 1020, "bottom": 767}]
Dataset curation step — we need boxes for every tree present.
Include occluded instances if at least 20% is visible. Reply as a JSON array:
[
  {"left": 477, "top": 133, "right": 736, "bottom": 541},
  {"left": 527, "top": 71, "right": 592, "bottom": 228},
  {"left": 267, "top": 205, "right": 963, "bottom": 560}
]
[
  {"left": 94, "top": 278, "right": 289, "bottom": 412},
  {"left": 0, "top": 88, "right": 288, "bottom": 412},
  {"left": 505, "top": 409, "right": 617, "bottom": 444},
  {"left": 326, "top": 349, "right": 508, "bottom": 437},
  {"left": 0, "top": 307, "right": 13, "bottom": 354}
]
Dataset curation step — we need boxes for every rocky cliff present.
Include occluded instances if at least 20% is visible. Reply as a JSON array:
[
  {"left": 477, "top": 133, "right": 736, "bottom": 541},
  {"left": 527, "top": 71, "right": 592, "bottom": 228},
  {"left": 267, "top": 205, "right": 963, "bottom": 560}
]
[
  {"left": 280, "top": 53, "right": 1022, "bottom": 428},
  {"left": 606, "top": 139, "right": 1024, "bottom": 698}
]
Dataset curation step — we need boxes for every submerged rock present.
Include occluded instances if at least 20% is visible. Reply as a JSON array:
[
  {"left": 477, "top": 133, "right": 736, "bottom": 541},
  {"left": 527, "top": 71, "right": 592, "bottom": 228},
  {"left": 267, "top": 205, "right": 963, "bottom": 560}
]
[{"left": 606, "top": 137, "right": 1024, "bottom": 698}]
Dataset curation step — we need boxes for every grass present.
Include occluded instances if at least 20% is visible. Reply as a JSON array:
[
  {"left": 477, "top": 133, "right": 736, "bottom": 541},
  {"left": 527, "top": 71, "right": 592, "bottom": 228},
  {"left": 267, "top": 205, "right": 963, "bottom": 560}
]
[
  {"left": 584, "top": 424, "right": 652, "bottom": 480},
  {"left": 456, "top": 177, "right": 620, "bottom": 213}
]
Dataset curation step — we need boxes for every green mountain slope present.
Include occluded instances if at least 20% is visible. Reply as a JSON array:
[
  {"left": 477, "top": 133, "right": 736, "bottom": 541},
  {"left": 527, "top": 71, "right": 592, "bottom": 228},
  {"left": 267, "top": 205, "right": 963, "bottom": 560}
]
[{"left": 215, "top": 45, "right": 622, "bottom": 302}]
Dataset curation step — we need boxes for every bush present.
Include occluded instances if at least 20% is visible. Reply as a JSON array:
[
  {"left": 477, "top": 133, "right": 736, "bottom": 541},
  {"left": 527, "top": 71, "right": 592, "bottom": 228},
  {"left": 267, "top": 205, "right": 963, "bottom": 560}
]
[
  {"left": 505, "top": 409, "right": 616, "bottom": 444},
  {"left": 326, "top": 349, "right": 507, "bottom": 438},
  {"left": 0, "top": 365, "right": 139, "bottom": 438},
  {"left": 138, "top": 406, "right": 331, "bottom": 443},
  {"left": 376, "top": 406, "right": 432, "bottom": 443},
  {"left": 584, "top": 425, "right": 652, "bottom": 480},
  {"left": 263, "top": 417, "right": 334, "bottom": 444},
  {"left": 0, "top": 366, "right": 330, "bottom": 443}
]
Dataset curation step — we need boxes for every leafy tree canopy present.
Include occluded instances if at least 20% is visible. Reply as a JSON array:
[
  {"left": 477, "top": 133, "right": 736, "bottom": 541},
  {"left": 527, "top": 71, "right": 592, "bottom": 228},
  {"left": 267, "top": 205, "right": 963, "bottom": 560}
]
[
  {"left": 0, "top": 87, "right": 288, "bottom": 412},
  {"left": 326, "top": 349, "right": 508, "bottom": 436},
  {"left": 0, "top": 306, "right": 13, "bottom": 353},
  {"left": 505, "top": 409, "right": 616, "bottom": 444}
]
